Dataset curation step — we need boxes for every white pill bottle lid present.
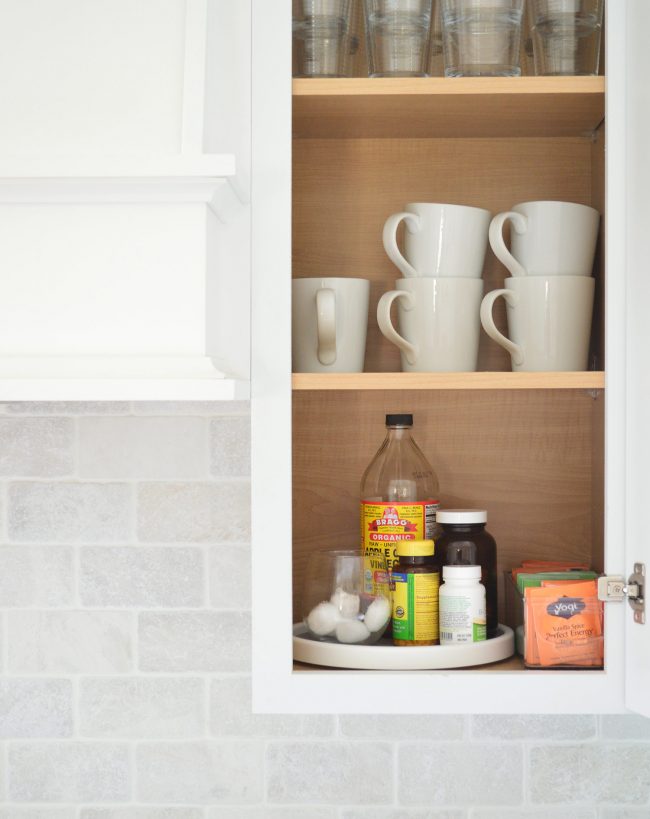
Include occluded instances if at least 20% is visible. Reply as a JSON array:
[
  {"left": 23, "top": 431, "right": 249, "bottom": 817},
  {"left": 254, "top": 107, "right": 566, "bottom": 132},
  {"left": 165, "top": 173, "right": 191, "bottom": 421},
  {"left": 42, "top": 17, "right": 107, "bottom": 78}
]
[
  {"left": 437, "top": 509, "right": 487, "bottom": 524},
  {"left": 442, "top": 565, "right": 482, "bottom": 581}
]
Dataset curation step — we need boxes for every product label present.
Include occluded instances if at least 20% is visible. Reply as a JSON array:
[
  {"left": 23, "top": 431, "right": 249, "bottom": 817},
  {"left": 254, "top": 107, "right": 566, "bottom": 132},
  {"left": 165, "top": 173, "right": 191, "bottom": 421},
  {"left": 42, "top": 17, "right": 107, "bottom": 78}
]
[
  {"left": 440, "top": 593, "right": 487, "bottom": 644},
  {"left": 360, "top": 500, "right": 439, "bottom": 573},
  {"left": 392, "top": 571, "right": 440, "bottom": 642}
]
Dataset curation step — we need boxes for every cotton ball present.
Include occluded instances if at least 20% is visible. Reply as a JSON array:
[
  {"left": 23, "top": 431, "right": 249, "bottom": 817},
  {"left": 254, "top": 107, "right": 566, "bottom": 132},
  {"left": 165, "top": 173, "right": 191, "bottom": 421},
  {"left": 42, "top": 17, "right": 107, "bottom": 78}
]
[
  {"left": 307, "top": 601, "right": 339, "bottom": 636},
  {"left": 336, "top": 619, "right": 371, "bottom": 644},
  {"left": 364, "top": 596, "right": 391, "bottom": 633},
  {"left": 330, "top": 587, "right": 360, "bottom": 619}
]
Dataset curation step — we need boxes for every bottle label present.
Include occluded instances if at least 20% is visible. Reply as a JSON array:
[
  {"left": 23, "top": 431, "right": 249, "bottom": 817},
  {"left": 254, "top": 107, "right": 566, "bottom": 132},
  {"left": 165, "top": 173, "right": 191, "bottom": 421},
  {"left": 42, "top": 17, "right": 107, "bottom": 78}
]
[
  {"left": 440, "top": 593, "right": 487, "bottom": 644},
  {"left": 361, "top": 500, "right": 439, "bottom": 573},
  {"left": 392, "top": 571, "right": 440, "bottom": 642}
]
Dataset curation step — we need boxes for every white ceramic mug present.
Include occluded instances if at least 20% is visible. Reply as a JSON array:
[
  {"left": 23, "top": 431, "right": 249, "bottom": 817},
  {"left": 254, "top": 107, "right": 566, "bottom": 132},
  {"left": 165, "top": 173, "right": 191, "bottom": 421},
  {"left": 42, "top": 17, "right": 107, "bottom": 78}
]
[
  {"left": 292, "top": 277, "right": 370, "bottom": 372},
  {"left": 377, "top": 277, "right": 484, "bottom": 372},
  {"left": 489, "top": 200, "right": 600, "bottom": 277},
  {"left": 480, "top": 275, "right": 595, "bottom": 371},
  {"left": 383, "top": 202, "right": 492, "bottom": 279}
]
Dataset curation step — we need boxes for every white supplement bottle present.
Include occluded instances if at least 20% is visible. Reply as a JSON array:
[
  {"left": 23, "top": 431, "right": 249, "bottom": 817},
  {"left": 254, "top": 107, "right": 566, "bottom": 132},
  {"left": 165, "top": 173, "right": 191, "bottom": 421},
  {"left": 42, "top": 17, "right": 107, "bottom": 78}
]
[{"left": 439, "top": 565, "right": 487, "bottom": 644}]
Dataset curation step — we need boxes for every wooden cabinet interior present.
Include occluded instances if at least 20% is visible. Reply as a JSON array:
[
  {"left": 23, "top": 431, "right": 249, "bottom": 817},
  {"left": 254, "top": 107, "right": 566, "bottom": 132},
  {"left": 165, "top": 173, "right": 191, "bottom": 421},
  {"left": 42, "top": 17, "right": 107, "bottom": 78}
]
[{"left": 291, "top": 79, "right": 606, "bottom": 670}]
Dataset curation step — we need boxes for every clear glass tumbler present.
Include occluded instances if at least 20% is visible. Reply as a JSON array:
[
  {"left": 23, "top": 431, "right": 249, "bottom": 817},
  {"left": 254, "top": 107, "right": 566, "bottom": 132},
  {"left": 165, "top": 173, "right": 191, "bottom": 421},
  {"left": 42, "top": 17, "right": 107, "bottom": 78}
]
[
  {"left": 530, "top": 0, "right": 604, "bottom": 76},
  {"left": 363, "top": 0, "right": 434, "bottom": 78},
  {"left": 441, "top": 0, "right": 525, "bottom": 77},
  {"left": 301, "top": 550, "right": 392, "bottom": 644},
  {"left": 293, "top": 0, "right": 354, "bottom": 77}
]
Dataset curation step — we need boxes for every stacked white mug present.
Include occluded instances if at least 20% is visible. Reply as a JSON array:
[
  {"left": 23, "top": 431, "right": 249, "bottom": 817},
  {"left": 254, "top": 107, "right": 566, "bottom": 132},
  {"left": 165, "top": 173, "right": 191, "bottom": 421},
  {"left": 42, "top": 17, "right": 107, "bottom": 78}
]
[
  {"left": 481, "top": 201, "right": 600, "bottom": 372},
  {"left": 378, "top": 202, "right": 491, "bottom": 372}
]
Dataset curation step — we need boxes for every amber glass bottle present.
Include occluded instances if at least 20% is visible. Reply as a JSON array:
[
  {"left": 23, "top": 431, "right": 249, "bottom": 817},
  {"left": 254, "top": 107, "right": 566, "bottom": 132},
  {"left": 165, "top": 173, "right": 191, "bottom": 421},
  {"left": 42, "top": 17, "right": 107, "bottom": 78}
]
[
  {"left": 436, "top": 509, "right": 498, "bottom": 638},
  {"left": 391, "top": 539, "right": 440, "bottom": 646}
]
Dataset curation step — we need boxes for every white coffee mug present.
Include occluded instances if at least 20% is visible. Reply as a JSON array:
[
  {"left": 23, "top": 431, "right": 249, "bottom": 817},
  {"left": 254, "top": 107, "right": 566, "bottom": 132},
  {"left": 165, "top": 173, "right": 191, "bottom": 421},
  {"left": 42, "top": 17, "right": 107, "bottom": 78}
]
[
  {"left": 383, "top": 202, "right": 492, "bottom": 279},
  {"left": 489, "top": 200, "right": 600, "bottom": 277},
  {"left": 292, "top": 277, "right": 370, "bottom": 373},
  {"left": 480, "top": 275, "right": 595, "bottom": 372},
  {"left": 377, "top": 277, "right": 484, "bottom": 372}
]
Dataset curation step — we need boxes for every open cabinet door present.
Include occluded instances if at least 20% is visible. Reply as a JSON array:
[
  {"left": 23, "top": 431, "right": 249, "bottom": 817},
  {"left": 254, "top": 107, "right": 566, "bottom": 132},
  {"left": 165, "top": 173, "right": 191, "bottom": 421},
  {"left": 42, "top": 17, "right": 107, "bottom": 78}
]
[{"left": 625, "top": 0, "right": 650, "bottom": 718}]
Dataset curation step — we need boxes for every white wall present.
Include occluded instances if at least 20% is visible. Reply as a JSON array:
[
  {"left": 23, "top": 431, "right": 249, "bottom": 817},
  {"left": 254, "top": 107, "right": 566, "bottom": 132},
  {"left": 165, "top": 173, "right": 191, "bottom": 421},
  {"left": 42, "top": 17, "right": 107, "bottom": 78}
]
[{"left": 0, "top": 401, "right": 646, "bottom": 817}]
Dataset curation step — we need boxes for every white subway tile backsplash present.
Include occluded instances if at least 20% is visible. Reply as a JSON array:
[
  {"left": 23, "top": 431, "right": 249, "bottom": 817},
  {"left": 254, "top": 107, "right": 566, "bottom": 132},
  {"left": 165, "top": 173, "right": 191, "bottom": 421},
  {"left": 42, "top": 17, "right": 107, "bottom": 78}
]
[
  {"left": 80, "top": 677, "right": 204, "bottom": 739},
  {"left": 8, "top": 482, "right": 132, "bottom": 543},
  {"left": 600, "top": 714, "right": 650, "bottom": 739},
  {"left": 80, "top": 547, "right": 204, "bottom": 608},
  {"left": 0, "top": 418, "right": 74, "bottom": 476},
  {"left": 266, "top": 742, "right": 394, "bottom": 805},
  {"left": 530, "top": 744, "right": 650, "bottom": 804},
  {"left": 78, "top": 417, "right": 208, "bottom": 479},
  {"left": 209, "top": 545, "right": 251, "bottom": 609},
  {"left": 342, "top": 812, "right": 465, "bottom": 819},
  {"left": 8, "top": 611, "right": 133, "bottom": 673},
  {"left": 136, "top": 741, "right": 264, "bottom": 804},
  {"left": 0, "top": 546, "right": 74, "bottom": 607},
  {"left": 80, "top": 810, "right": 204, "bottom": 819},
  {"left": 209, "top": 810, "right": 337, "bottom": 819},
  {"left": 9, "top": 742, "right": 131, "bottom": 802},
  {"left": 0, "top": 678, "right": 73, "bottom": 738},
  {"left": 472, "top": 810, "right": 597, "bottom": 818},
  {"left": 210, "top": 417, "right": 250, "bottom": 477},
  {"left": 4, "top": 402, "right": 130, "bottom": 415},
  {"left": 132, "top": 401, "right": 250, "bottom": 416},
  {"left": 138, "top": 612, "right": 250, "bottom": 672},
  {"left": 340, "top": 714, "right": 465, "bottom": 741},
  {"left": 398, "top": 743, "right": 523, "bottom": 806},
  {"left": 137, "top": 482, "right": 250, "bottom": 543},
  {"left": 471, "top": 715, "right": 597, "bottom": 741},
  {"left": 210, "top": 677, "right": 334, "bottom": 738},
  {"left": 81, "top": 810, "right": 204, "bottom": 819},
  {"left": 0, "top": 810, "right": 77, "bottom": 819}
]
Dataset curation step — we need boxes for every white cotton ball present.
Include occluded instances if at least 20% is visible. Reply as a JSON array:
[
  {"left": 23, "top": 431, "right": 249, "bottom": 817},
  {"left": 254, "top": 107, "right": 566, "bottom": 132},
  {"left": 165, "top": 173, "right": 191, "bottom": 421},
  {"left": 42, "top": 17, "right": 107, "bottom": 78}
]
[
  {"left": 335, "top": 619, "right": 371, "bottom": 644},
  {"left": 330, "top": 587, "right": 361, "bottom": 619},
  {"left": 364, "top": 597, "right": 391, "bottom": 633},
  {"left": 307, "top": 601, "right": 339, "bottom": 636}
]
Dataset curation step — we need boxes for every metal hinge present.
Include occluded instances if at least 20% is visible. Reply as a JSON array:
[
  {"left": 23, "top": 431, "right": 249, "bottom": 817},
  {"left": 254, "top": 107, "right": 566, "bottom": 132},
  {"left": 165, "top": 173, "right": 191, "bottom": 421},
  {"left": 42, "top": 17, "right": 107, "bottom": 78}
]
[{"left": 597, "top": 563, "right": 646, "bottom": 624}]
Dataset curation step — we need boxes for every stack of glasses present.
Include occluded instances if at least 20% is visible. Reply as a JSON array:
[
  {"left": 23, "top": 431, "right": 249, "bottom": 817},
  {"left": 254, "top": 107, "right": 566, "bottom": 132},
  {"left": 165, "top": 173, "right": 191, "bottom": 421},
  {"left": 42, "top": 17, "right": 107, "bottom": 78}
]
[{"left": 293, "top": 0, "right": 604, "bottom": 78}]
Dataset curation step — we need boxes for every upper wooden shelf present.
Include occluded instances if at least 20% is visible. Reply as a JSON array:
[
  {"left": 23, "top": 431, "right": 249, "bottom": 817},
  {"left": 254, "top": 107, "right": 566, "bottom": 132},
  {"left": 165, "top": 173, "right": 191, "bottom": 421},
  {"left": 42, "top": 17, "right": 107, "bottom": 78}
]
[
  {"left": 292, "top": 372, "right": 605, "bottom": 391},
  {"left": 293, "top": 77, "right": 605, "bottom": 139}
]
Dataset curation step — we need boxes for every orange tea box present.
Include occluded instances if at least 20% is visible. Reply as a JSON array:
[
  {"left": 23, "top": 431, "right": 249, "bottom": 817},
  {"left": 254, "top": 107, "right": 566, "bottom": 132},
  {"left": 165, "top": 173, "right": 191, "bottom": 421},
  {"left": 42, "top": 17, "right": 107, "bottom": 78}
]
[{"left": 524, "top": 581, "right": 603, "bottom": 668}]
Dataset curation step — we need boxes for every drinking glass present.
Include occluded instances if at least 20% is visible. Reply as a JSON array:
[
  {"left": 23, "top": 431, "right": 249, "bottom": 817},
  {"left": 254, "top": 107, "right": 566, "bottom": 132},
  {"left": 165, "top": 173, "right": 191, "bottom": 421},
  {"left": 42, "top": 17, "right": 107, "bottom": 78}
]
[
  {"left": 293, "top": 0, "right": 354, "bottom": 77},
  {"left": 441, "top": 0, "right": 525, "bottom": 77},
  {"left": 363, "top": 0, "right": 434, "bottom": 77},
  {"left": 530, "top": 0, "right": 604, "bottom": 76},
  {"left": 301, "top": 550, "right": 392, "bottom": 644}
]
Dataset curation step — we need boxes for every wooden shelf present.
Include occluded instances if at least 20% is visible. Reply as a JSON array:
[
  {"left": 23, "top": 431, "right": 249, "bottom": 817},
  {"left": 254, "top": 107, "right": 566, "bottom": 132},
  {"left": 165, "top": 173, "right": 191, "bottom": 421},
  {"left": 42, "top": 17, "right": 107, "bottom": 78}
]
[
  {"left": 292, "top": 372, "right": 606, "bottom": 391},
  {"left": 293, "top": 76, "right": 605, "bottom": 139}
]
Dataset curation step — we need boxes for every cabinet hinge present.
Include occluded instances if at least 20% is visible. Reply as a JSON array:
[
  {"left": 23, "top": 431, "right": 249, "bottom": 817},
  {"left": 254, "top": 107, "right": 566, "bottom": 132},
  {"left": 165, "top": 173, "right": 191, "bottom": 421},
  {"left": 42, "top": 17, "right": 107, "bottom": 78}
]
[{"left": 597, "top": 564, "right": 646, "bottom": 624}]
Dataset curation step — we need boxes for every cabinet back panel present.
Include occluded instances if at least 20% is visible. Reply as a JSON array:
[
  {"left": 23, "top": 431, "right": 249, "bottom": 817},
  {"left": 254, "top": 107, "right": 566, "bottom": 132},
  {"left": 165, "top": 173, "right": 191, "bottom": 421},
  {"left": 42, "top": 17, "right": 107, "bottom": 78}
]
[
  {"left": 293, "top": 136, "right": 595, "bottom": 372},
  {"left": 292, "top": 389, "right": 604, "bottom": 620}
]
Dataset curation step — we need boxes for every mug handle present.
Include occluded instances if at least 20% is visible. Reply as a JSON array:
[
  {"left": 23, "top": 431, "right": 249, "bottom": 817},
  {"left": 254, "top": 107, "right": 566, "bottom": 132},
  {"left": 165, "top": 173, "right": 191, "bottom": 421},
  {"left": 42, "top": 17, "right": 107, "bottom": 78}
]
[
  {"left": 377, "top": 289, "right": 418, "bottom": 366},
  {"left": 479, "top": 289, "right": 524, "bottom": 366},
  {"left": 489, "top": 211, "right": 528, "bottom": 278},
  {"left": 316, "top": 288, "right": 337, "bottom": 365},
  {"left": 382, "top": 211, "right": 421, "bottom": 279}
]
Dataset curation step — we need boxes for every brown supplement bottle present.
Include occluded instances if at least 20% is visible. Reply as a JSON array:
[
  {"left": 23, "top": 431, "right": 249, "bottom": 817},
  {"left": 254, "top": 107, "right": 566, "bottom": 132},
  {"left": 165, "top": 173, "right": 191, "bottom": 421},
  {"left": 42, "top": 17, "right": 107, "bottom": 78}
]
[
  {"left": 391, "top": 539, "right": 440, "bottom": 646},
  {"left": 436, "top": 509, "right": 498, "bottom": 638}
]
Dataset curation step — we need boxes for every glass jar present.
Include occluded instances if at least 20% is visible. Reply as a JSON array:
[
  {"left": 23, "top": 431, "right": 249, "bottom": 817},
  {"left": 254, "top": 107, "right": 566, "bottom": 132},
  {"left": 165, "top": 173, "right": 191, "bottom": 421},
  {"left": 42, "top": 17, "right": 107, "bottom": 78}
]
[{"left": 436, "top": 509, "right": 498, "bottom": 638}]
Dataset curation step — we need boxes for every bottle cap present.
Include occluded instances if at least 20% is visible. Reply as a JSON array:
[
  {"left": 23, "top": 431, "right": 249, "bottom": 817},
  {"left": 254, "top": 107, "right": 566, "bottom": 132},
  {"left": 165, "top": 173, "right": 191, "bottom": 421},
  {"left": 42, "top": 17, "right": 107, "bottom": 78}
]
[
  {"left": 443, "top": 564, "right": 482, "bottom": 580},
  {"left": 386, "top": 413, "right": 413, "bottom": 426},
  {"left": 396, "top": 539, "right": 434, "bottom": 557},
  {"left": 437, "top": 509, "right": 487, "bottom": 524}
]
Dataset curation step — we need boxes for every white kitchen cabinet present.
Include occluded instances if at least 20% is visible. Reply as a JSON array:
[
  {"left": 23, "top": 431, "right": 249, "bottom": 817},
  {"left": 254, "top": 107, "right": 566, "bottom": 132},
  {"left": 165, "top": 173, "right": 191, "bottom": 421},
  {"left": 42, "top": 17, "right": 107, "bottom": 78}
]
[
  {"left": 251, "top": 0, "right": 650, "bottom": 714},
  {"left": 0, "top": 0, "right": 250, "bottom": 399}
]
